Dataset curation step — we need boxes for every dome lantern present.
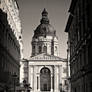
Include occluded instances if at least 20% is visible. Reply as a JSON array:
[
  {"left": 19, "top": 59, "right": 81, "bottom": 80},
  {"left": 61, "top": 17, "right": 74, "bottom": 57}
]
[
  {"left": 42, "top": 8, "right": 48, "bottom": 17},
  {"left": 40, "top": 8, "right": 49, "bottom": 24},
  {"left": 33, "top": 9, "right": 57, "bottom": 38}
]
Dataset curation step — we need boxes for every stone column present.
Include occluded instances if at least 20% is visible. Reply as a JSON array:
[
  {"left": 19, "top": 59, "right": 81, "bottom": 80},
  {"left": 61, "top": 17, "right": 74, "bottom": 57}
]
[
  {"left": 59, "top": 65, "right": 62, "bottom": 83},
  {"left": 54, "top": 66, "right": 59, "bottom": 92},
  {"left": 28, "top": 66, "right": 34, "bottom": 92},
  {"left": 51, "top": 74, "right": 53, "bottom": 92},
  {"left": 38, "top": 74, "right": 40, "bottom": 91},
  {"left": 34, "top": 66, "right": 37, "bottom": 92},
  {"left": 35, "top": 43, "right": 38, "bottom": 55}
]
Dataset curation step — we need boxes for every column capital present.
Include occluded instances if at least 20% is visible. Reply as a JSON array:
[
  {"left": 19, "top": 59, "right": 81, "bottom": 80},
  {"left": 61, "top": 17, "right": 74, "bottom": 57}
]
[{"left": 37, "top": 73, "right": 40, "bottom": 76}]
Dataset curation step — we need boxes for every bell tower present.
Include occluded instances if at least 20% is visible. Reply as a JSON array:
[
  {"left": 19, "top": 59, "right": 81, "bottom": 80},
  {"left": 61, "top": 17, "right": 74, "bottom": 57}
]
[{"left": 31, "top": 9, "right": 59, "bottom": 57}]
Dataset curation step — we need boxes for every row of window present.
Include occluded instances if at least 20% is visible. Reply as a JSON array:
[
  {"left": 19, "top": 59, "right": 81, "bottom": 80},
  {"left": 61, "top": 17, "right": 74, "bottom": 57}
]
[
  {"left": 32, "top": 45, "right": 57, "bottom": 54},
  {"left": 69, "top": 0, "right": 89, "bottom": 57},
  {"left": 0, "top": 47, "right": 19, "bottom": 78},
  {"left": 33, "top": 45, "right": 47, "bottom": 54},
  {"left": 7, "top": 31, "right": 20, "bottom": 55},
  {"left": 0, "top": 21, "right": 20, "bottom": 59},
  {"left": 70, "top": 45, "right": 88, "bottom": 76},
  {"left": 72, "top": 82, "right": 92, "bottom": 92}
]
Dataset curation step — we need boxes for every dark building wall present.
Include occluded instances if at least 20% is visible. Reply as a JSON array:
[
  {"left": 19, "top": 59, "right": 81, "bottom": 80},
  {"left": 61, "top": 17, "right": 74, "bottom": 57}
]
[
  {"left": 0, "top": 9, "right": 20, "bottom": 91},
  {"left": 65, "top": 0, "right": 92, "bottom": 92}
]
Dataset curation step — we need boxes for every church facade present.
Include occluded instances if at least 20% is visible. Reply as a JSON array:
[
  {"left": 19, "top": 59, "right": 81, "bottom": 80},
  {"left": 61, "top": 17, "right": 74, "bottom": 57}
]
[{"left": 28, "top": 9, "right": 68, "bottom": 92}]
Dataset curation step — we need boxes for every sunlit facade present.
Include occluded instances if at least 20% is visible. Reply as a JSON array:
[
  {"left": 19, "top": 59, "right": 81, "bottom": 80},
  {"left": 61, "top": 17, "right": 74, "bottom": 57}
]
[{"left": 23, "top": 9, "right": 68, "bottom": 92}]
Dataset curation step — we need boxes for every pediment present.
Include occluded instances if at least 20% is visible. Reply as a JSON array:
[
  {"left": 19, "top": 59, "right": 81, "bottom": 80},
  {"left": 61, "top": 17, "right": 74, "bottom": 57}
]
[{"left": 28, "top": 53, "right": 66, "bottom": 62}]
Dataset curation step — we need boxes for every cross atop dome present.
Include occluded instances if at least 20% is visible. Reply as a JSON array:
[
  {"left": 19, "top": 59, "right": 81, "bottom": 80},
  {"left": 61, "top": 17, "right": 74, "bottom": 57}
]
[
  {"left": 42, "top": 8, "right": 48, "bottom": 16},
  {"left": 40, "top": 8, "right": 49, "bottom": 24}
]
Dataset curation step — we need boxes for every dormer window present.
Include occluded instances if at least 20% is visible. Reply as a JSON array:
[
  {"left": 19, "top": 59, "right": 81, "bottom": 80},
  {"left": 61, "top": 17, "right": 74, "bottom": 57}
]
[
  {"left": 55, "top": 46, "right": 57, "bottom": 51},
  {"left": 43, "top": 46, "right": 47, "bottom": 53},
  {"left": 39, "top": 46, "right": 42, "bottom": 53},
  {"left": 33, "top": 46, "right": 35, "bottom": 49}
]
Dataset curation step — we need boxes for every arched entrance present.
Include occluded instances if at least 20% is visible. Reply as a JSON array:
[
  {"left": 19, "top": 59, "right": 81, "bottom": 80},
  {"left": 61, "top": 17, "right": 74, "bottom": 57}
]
[{"left": 40, "top": 67, "right": 51, "bottom": 91}]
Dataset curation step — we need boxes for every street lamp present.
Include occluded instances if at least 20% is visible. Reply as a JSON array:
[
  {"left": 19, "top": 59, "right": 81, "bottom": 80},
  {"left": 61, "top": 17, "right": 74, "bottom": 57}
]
[{"left": 23, "top": 80, "right": 32, "bottom": 92}]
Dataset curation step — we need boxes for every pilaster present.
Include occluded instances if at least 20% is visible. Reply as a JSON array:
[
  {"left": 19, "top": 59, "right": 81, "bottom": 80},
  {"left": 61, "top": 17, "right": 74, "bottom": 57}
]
[
  {"left": 29, "top": 66, "right": 34, "bottom": 92},
  {"left": 38, "top": 73, "right": 40, "bottom": 91},
  {"left": 54, "top": 66, "right": 59, "bottom": 92},
  {"left": 51, "top": 74, "right": 53, "bottom": 92},
  {"left": 34, "top": 66, "right": 37, "bottom": 92}
]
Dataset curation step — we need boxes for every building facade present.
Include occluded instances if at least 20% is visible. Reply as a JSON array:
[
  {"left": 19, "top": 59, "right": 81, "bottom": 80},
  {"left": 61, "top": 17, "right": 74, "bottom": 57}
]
[
  {"left": 65, "top": 0, "right": 92, "bottom": 92},
  {"left": 23, "top": 9, "right": 68, "bottom": 92},
  {"left": 0, "top": 0, "right": 23, "bottom": 91}
]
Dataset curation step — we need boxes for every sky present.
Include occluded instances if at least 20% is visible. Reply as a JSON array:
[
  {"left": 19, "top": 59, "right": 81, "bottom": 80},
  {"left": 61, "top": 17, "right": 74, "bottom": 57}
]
[{"left": 17, "top": 0, "right": 71, "bottom": 59}]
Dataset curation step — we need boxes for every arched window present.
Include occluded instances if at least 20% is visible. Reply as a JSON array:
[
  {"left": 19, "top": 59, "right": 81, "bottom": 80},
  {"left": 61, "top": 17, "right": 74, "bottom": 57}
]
[
  {"left": 55, "top": 46, "right": 57, "bottom": 51},
  {"left": 43, "top": 46, "right": 47, "bottom": 53},
  {"left": 40, "top": 67, "right": 51, "bottom": 91},
  {"left": 32, "top": 46, "right": 35, "bottom": 55},
  {"left": 33, "top": 46, "right": 35, "bottom": 50},
  {"left": 39, "top": 46, "right": 42, "bottom": 53}
]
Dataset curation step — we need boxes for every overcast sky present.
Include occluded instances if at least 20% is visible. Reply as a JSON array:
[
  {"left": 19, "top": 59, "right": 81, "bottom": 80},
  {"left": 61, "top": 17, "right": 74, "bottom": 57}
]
[{"left": 17, "top": 0, "right": 71, "bottom": 59}]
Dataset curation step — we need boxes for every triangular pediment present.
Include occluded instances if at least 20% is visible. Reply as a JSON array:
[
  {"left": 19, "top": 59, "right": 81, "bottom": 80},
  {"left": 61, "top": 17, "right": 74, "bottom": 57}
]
[{"left": 28, "top": 53, "right": 66, "bottom": 61}]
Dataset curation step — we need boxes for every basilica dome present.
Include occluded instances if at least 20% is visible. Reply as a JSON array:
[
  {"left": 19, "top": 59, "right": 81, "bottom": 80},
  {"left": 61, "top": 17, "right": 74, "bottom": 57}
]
[
  {"left": 34, "top": 23, "right": 56, "bottom": 37},
  {"left": 33, "top": 8, "right": 56, "bottom": 38}
]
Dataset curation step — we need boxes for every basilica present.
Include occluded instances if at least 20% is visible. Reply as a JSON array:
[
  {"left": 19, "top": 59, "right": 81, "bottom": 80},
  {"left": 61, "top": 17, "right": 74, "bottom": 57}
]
[{"left": 27, "top": 9, "right": 68, "bottom": 92}]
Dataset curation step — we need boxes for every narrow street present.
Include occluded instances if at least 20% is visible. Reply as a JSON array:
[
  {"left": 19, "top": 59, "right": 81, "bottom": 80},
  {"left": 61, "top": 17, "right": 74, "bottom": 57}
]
[{"left": 0, "top": 0, "right": 92, "bottom": 92}]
